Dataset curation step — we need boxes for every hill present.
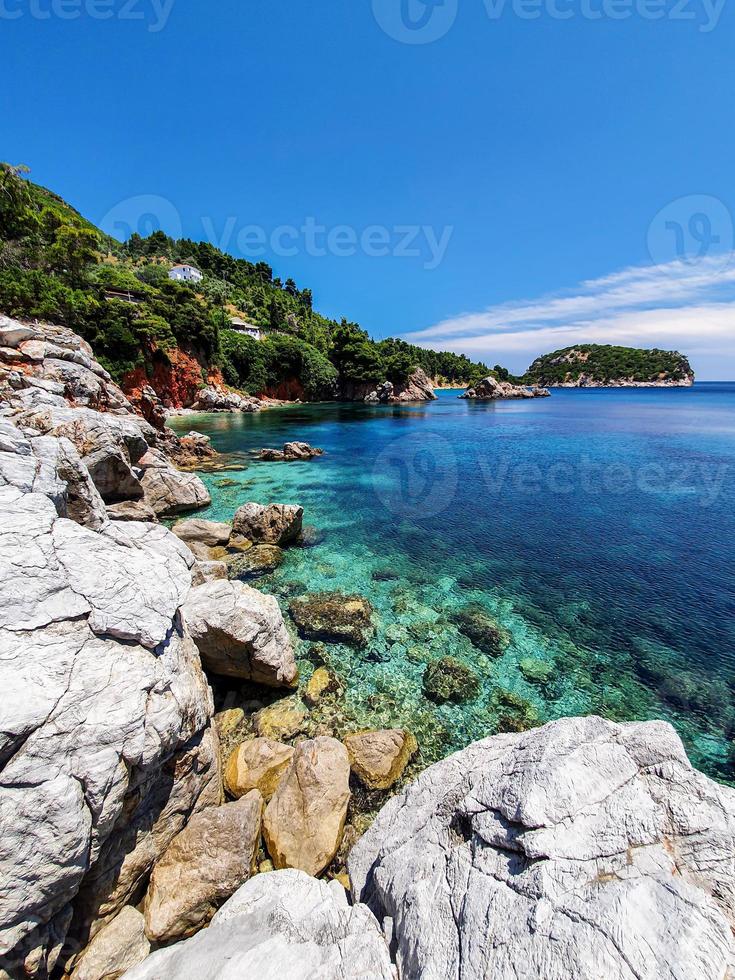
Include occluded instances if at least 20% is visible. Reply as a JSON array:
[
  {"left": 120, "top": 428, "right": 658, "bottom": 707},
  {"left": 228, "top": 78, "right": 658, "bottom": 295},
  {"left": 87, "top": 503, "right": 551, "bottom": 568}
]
[
  {"left": 521, "top": 344, "right": 694, "bottom": 388},
  {"left": 0, "top": 163, "right": 492, "bottom": 404}
]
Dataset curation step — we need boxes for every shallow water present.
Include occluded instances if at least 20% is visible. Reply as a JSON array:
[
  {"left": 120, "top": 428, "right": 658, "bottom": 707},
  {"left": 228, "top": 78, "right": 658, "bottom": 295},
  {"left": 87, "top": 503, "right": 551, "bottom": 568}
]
[{"left": 170, "top": 385, "right": 735, "bottom": 780}]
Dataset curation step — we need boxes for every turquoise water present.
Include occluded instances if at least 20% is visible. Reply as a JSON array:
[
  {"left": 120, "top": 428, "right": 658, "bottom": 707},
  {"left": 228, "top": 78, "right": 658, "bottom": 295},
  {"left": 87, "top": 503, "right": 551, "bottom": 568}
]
[{"left": 170, "top": 385, "right": 735, "bottom": 780}]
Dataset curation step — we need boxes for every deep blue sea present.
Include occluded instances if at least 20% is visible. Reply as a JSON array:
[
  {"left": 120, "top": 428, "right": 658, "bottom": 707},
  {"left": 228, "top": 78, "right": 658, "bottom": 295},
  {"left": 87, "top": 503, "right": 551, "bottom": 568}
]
[{"left": 170, "top": 384, "right": 735, "bottom": 780}]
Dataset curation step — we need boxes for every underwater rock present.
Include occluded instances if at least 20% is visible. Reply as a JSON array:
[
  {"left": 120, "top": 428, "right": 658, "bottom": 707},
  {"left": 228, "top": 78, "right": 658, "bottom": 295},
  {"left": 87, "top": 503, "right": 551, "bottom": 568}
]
[
  {"left": 296, "top": 524, "right": 325, "bottom": 548},
  {"left": 451, "top": 604, "right": 510, "bottom": 657},
  {"left": 343, "top": 730, "right": 418, "bottom": 791},
  {"left": 263, "top": 737, "right": 351, "bottom": 877},
  {"left": 304, "top": 666, "right": 343, "bottom": 706},
  {"left": 231, "top": 502, "right": 303, "bottom": 546},
  {"left": 252, "top": 697, "right": 308, "bottom": 740},
  {"left": 214, "top": 707, "right": 248, "bottom": 759},
  {"left": 518, "top": 657, "right": 555, "bottom": 686},
  {"left": 224, "top": 738, "right": 294, "bottom": 801},
  {"left": 226, "top": 545, "right": 284, "bottom": 579},
  {"left": 423, "top": 656, "right": 480, "bottom": 704},
  {"left": 289, "top": 592, "right": 374, "bottom": 647},
  {"left": 349, "top": 715, "right": 735, "bottom": 980},
  {"left": 143, "top": 792, "right": 263, "bottom": 944},
  {"left": 492, "top": 688, "right": 540, "bottom": 732}
]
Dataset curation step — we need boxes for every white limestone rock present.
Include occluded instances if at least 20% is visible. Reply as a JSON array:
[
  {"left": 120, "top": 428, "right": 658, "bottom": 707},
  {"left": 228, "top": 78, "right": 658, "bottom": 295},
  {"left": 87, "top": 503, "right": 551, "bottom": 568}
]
[
  {"left": 348, "top": 715, "right": 735, "bottom": 980},
  {"left": 183, "top": 578, "right": 298, "bottom": 686},
  {"left": 122, "top": 870, "right": 394, "bottom": 980}
]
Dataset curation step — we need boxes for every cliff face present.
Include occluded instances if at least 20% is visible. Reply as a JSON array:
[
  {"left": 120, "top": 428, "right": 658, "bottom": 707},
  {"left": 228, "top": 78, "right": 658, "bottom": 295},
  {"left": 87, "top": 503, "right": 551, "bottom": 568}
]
[{"left": 524, "top": 345, "right": 695, "bottom": 387}]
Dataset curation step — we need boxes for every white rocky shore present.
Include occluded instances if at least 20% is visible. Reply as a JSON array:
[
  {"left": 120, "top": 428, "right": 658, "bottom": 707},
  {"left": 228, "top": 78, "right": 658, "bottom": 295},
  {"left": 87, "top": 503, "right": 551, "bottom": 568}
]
[{"left": 1, "top": 314, "right": 733, "bottom": 980}]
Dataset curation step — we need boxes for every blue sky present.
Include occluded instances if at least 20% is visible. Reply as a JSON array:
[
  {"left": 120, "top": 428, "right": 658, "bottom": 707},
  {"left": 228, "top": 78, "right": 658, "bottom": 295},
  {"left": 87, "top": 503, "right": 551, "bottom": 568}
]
[{"left": 3, "top": 0, "right": 735, "bottom": 377}]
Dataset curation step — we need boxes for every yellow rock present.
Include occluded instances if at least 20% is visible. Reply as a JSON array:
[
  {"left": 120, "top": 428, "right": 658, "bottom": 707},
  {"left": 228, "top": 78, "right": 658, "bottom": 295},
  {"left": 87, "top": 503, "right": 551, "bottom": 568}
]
[
  {"left": 343, "top": 729, "right": 418, "bottom": 791},
  {"left": 304, "top": 666, "right": 341, "bottom": 706},
  {"left": 225, "top": 738, "right": 295, "bottom": 801},
  {"left": 253, "top": 697, "right": 307, "bottom": 740}
]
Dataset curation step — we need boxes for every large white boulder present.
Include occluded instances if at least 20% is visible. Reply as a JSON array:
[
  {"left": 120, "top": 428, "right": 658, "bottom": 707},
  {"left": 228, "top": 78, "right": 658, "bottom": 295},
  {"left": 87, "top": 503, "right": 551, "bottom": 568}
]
[
  {"left": 348, "top": 715, "right": 735, "bottom": 980},
  {"left": 183, "top": 579, "right": 298, "bottom": 686},
  {"left": 122, "top": 870, "right": 394, "bottom": 980}
]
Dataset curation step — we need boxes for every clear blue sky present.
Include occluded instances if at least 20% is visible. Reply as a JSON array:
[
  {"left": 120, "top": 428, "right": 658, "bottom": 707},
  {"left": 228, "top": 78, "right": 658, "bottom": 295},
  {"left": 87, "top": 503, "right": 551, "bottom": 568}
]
[{"left": 3, "top": 0, "right": 735, "bottom": 377}]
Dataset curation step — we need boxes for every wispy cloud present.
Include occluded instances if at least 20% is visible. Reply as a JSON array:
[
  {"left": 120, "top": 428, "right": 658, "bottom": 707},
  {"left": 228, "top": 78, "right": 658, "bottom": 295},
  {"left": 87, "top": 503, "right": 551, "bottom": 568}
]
[{"left": 403, "top": 254, "right": 735, "bottom": 379}]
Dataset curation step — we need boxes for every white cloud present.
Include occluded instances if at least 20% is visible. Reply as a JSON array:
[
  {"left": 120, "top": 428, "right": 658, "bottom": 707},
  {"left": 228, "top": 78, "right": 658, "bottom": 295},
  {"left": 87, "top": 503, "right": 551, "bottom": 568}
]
[{"left": 403, "top": 254, "right": 735, "bottom": 379}]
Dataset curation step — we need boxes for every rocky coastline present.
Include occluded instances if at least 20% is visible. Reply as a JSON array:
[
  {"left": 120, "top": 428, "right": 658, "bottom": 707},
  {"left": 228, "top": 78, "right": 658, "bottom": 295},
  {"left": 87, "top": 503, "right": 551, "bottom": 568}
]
[
  {"left": 1, "top": 313, "right": 732, "bottom": 980},
  {"left": 461, "top": 375, "right": 551, "bottom": 399}
]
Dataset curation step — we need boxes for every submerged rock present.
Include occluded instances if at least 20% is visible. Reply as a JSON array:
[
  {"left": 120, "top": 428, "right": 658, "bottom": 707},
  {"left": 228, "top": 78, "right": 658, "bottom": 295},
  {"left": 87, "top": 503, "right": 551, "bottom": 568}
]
[
  {"left": 232, "top": 502, "right": 303, "bottom": 546},
  {"left": 122, "top": 871, "right": 394, "bottom": 980},
  {"left": 451, "top": 604, "right": 510, "bottom": 657},
  {"left": 518, "top": 657, "right": 555, "bottom": 686},
  {"left": 350, "top": 715, "right": 735, "bottom": 980},
  {"left": 263, "top": 737, "right": 351, "bottom": 877},
  {"left": 492, "top": 687, "right": 540, "bottom": 732},
  {"left": 289, "top": 592, "right": 374, "bottom": 647},
  {"left": 226, "top": 544, "right": 284, "bottom": 579},
  {"left": 304, "top": 666, "right": 343, "bottom": 705},
  {"left": 143, "top": 792, "right": 263, "bottom": 943},
  {"left": 183, "top": 579, "right": 298, "bottom": 686},
  {"left": 224, "top": 738, "right": 294, "bottom": 800},
  {"left": 252, "top": 697, "right": 307, "bottom": 741},
  {"left": 343, "top": 729, "right": 418, "bottom": 790},
  {"left": 423, "top": 656, "right": 480, "bottom": 703}
]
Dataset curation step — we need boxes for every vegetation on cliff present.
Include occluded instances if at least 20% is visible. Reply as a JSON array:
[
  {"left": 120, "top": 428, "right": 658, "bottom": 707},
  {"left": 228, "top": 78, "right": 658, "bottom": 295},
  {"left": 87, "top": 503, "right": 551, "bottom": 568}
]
[
  {"left": 521, "top": 344, "right": 694, "bottom": 386},
  {"left": 0, "top": 164, "right": 491, "bottom": 398}
]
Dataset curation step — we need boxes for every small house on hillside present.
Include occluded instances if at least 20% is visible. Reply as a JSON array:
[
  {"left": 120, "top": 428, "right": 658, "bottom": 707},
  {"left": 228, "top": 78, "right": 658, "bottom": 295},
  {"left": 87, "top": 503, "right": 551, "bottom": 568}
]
[
  {"left": 168, "top": 263, "right": 203, "bottom": 283},
  {"left": 229, "top": 317, "right": 261, "bottom": 341}
]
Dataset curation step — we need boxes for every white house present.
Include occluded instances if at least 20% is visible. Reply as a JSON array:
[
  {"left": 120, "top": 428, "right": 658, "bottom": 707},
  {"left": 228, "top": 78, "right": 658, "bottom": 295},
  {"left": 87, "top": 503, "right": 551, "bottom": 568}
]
[
  {"left": 168, "top": 264, "right": 203, "bottom": 283},
  {"left": 229, "top": 317, "right": 261, "bottom": 341}
]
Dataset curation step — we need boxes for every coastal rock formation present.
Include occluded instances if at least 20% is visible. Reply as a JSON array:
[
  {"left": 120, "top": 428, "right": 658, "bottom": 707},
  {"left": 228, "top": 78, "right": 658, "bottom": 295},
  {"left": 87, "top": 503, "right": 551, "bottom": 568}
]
[
  {"left": 257, "top": 441, "right": 324, "bottom": 461},
  {"left": 289, "top": 591, "right": 374, "bottom": 647},
  {"left": 232, "top": 501, "right": 304, "bottom": 545},
  {"left": 343, "top": 729, "right": 418, "bottom": 790},
  {"left": 345, "top": 366, "right": 438, "bottom": 404},
  {"left": 349, "top": 715, "right": 735, "bottom": 980},
  {"left": 172, "top": 517, "right": 232, "bottom": 548},
  {"left": 143, "top": 791, "right": 263, "bottom": 943},
  {"left": 461, "top": 375, "right": 550, "bottom": 400},
  {"left": 224, "top": 738, "right": 295, "bottom": 800},
  {"left": 183, "top": 578, "right": 298, "bottom": 686},
  {"left": 263, "top": 737, "right": 351, "bottom": 876},
  {"left": 451, "top": 603, "right": 509, "bottom": 657},
  {"left": 138, "top": 448, "right": 211, "bottom": 516},
  {"left": 68, "top": 906, "right": 150, "bottom": 980},
  {"left": 192, "top": 385, "right": 261, "bottom": 413},
  {"left": 226, "top": 544, "right": 284, "bottom": 579},
  {"left": 123, "top": 871, "right": 395, "bottom": 980}
]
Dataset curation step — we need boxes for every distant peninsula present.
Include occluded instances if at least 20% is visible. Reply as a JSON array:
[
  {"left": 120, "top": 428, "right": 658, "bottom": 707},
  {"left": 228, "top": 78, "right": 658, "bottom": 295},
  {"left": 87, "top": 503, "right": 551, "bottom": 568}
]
[{"left": 521, "top": 344, "right": 694, "bottom": 388}]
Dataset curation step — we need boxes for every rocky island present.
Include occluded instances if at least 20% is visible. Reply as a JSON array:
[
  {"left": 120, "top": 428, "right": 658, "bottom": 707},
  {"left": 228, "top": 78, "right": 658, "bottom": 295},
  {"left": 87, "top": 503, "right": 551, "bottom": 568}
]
[{"left": 522, "top": 344, "right": 694, "bottom": 387}]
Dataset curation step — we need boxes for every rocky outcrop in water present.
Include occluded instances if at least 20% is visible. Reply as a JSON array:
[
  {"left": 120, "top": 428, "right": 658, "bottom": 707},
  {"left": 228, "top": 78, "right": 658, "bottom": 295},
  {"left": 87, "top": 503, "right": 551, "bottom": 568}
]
[
  {"left": 257, "top": 441, "right": 324, "bottom": 461},
  {"left": 342, "top": 367, "right": 437, "bottom": 404},
  {"left": 349, "top": 715, "right": 735, "bottom": 980},
  {"left": 191, "top": 386, "right": 261, "bottom": 413},
  {"left": 122, "top": 871, "right": 395, "bottom": 980},
  {"left": 461, "top": 375, "right": 550, "bottom": 399},
  {"left": 289, "top": 591, "right": 374, "bottom": 647},
  {"left": 232, "top": 502, "right": 304, "bottom": 546},
  {"left": 343, "top": 729, "right": 418, "bottom": 790}
]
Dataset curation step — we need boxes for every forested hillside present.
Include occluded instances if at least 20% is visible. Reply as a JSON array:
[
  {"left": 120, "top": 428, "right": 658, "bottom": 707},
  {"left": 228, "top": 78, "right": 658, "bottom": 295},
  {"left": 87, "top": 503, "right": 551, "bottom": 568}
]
[{"left": 0, "top": 163, "right": 491, "bottom": 400}]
